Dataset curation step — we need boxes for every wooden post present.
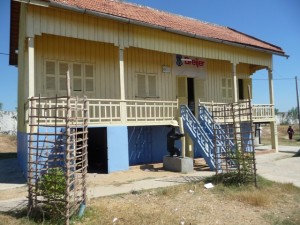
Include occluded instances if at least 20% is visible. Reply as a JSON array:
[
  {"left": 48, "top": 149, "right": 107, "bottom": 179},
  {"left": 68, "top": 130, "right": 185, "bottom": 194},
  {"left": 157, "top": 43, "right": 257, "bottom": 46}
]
[
  {"left": 28, "top": 98, "right": 35, "bottom": 210},
  {"left": 119, "top": 47, "right": 127, "bottom": 122},
  {"left": 28, "top": 37, "right": 35, "bottom": 98},
  {"left": 65, "top": 70, "right": 71, "bottom": 225},
  {"left": 232, "top": 63, "right": 238, "bottom": 103},
  {"left": 82, "top": 97, "right": 89, "bottom": 203},
  {"left": 268, "top": 69, "right": 278, "bottom": 152}
]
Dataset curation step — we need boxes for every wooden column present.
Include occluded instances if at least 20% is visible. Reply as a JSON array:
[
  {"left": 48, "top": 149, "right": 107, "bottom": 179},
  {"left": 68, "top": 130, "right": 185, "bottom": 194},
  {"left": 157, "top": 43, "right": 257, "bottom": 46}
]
[
  {"left": 28, "top": 37, "right": 35, "bottom": 98},
  {"left": 268, "top": 69, "right": 275, "bottom": 105},
  {"left": 232, "top": 63, "right": 238, "bottom": 102},
  {"left": 119, "top": 47, "right": 127, "bottom": 122},
  {"left": 119, "top": 47, "right": 125, "bottom": 101},
  {"left": 268, "top": 69, "right": 278, "bottom": 152}
]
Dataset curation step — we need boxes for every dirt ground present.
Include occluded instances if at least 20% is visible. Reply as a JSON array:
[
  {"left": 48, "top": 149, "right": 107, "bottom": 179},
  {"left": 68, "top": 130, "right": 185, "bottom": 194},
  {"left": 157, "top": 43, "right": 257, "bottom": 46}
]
[
  {"left": 0, "top": 128, "right": 300, "bottom": 224},
  {"left": 0, "top": 135, "right": 17, "bottom": 153}
]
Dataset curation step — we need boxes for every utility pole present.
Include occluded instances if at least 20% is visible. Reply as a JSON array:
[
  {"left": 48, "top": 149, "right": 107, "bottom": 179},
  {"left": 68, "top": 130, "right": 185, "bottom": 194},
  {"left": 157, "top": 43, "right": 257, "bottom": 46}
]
[{"left": 295, "top": 76, "right": 300, "bottom": 133}]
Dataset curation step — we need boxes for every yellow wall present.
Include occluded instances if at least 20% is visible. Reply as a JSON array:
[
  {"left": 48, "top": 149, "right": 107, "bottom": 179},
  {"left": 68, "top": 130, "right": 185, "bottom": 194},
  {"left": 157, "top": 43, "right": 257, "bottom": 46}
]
[
  {"left": 35, "top": 35, "right": 120, "bottom": 99},
  {"left": 18, "top": 3, "right": 267, "bottom": 131},
  {"left": 34, "top": 35, "right": 252, "bottom": 103},
  {"left": 26, "top": 5, "right": 273, "bottom": 68}
]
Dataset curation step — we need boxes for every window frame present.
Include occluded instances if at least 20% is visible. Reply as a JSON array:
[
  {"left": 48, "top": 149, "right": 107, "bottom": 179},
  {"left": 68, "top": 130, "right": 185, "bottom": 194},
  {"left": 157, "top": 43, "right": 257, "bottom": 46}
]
[
  {"left": 221, "top": 77, "right": 233, "bottom": 100},
  {"left": 135, "top": 73, "right": 158, "bottom": 98},
  {"left": 44, "top": 60, "right": 95, "bottom": 94}
]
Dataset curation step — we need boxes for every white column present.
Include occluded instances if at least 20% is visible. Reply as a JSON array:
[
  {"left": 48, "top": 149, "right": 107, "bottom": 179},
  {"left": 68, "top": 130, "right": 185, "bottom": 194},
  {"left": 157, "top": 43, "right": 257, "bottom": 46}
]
[
  {"left": 28, "top": 37, "right": 35, "bottom": 98},
  {"left": 268, "top": 68, "right": 278, "bottom": 152},
  {"left": 119, "top": 47, "right": 127, "bottom": 122},
  {"left": 119, "top": 47, "right": 125, "bottom": 101},
  {"left": 232, "top": 63, "right": 238, "bottom": 102},
  {"left": 268, "top": 69, "right": 275, "bottom": 105}
]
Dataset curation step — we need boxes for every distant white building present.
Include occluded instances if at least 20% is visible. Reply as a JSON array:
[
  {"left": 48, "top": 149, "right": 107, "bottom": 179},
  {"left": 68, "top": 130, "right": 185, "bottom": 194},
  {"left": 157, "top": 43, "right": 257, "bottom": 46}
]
[{"left": 0, "top": 111, "right": 17, "bottom": 135}]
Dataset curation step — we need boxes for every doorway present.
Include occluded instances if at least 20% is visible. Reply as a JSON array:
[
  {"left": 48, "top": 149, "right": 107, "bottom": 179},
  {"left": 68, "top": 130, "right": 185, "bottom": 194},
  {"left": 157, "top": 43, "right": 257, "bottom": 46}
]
[
  {"left": 238, "top": 79, "right": 244, "bottom": 100},
  {"left": 87, "top": 127, "right": 108, "bottom": 173},
  {"left": 177, "top": 76, "right": 195, "bottom": 112},
  {"left": 188, "top": 78, "right": 195, "bottom": 114}
]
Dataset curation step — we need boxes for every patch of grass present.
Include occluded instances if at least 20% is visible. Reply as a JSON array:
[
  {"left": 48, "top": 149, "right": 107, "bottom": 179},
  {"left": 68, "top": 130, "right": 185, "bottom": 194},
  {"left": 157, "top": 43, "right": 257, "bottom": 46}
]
[
  {"left": 265, "top": 210, "right": 300, "bottom": 225},
  {"left": 209, "top": 175, "right": 300, "bottom": 208},
  {"left": 234, "top": 189, "right": 271, "bottom": 207}
]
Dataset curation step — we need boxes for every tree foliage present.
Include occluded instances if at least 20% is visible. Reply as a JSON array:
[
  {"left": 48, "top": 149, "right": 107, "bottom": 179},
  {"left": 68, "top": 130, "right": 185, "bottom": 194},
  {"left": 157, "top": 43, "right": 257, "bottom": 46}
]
[{"left": 288, "top": 107, "right": 299, "bottom": 120}]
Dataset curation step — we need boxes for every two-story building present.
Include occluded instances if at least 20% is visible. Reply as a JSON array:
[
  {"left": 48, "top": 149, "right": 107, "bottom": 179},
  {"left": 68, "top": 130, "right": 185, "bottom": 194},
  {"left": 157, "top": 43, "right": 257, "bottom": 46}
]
[{"left": 9, "top": 0, "right": 286, "bottom": 175}]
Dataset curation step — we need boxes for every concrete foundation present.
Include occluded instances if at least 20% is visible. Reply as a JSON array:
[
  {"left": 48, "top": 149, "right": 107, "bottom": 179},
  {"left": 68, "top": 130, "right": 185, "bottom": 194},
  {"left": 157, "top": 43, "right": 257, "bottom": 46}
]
[{"left": 163, "top": 156, "right": 194, "bottom": 173}]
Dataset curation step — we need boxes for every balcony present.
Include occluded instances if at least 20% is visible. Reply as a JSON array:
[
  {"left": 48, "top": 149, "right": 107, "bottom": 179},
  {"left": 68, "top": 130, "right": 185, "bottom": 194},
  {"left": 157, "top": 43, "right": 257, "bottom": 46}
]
[
  {"left": 200, "top": 101, "right": 275, "bottom": 123},
  {"left": 25, "top": 97, "right": 178, "bottom": 127}
]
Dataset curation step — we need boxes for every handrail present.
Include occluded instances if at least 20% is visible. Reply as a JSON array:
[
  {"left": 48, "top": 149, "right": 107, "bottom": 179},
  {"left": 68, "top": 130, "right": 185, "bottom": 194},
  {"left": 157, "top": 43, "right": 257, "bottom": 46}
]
[
  {"left": 180, "top": 105, "right": 216, "bottom": 170},
  {"left": 200, "top": 101, "right": 275, "bottom": 122},
  {"left": 25, "top": 98, "right": 178, "bottom": 125},
  {"left": 199, "top": 105, "right": 235, "bottom": 149},
  {"left": 198, "top": 105, "right": 236, "bottom": 169}
]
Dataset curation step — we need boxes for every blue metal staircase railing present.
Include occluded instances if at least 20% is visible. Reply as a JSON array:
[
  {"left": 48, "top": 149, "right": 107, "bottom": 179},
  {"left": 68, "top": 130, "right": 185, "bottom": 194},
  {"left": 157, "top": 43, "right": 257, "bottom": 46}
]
[
  {"left": 180, "top": 105, "right": 216, "bottom": 170},
  {"left": 198, "top": 105, "right": 237, "bottom": 169},
  {"left": 199, "top": 105, "right": 235, "bottom": 152}
]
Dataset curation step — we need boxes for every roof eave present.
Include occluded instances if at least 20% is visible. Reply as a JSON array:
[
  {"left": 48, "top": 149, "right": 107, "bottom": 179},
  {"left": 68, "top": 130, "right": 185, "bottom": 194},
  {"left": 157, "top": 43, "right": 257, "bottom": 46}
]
[
  {"left": 10, "top": 0, "right": 288, "bottom": 67},
  {"left": 9, "top": 0, "right": 20, "bottom": 66},
  {"left": 50, "top": 1, "right": 287, "bottom": 58}
]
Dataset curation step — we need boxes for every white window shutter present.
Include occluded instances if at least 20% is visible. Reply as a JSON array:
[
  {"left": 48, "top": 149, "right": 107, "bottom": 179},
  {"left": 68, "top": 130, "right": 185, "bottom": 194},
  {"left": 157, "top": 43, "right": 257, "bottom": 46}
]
[
  {"left": 148, "top": 75, "right": 156, "bottom": 97},
  {"left": 85, "top": 65, "right": 94, "bottom": 92},
  {"left": 73, "top": 64, "right": 82, "bottom": 92},
  {"left": 45, "top": 61, "right": 56, "bottom": 91},
  {"left": 137, "top": 74, "right": 146, "bottom": 97}
]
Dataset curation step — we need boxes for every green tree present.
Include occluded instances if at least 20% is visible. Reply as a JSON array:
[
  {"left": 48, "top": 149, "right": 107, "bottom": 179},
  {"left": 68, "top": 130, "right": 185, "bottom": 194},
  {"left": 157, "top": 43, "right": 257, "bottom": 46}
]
[
  {"left": 288, "top": 107, "right": 298, "bottom": 120},
  {"left": 275, "top": 108, "right": 279, "bottom": 115},
  {"left": 0, "top": 102, "right": 2, "bottom": 110}
]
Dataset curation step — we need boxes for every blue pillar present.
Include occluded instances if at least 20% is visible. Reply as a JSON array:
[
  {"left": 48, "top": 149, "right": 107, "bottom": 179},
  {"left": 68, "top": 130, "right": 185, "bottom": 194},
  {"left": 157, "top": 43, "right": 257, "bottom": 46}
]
[{"left": 107, "top": 126, "right": 129, "bottom": 173}]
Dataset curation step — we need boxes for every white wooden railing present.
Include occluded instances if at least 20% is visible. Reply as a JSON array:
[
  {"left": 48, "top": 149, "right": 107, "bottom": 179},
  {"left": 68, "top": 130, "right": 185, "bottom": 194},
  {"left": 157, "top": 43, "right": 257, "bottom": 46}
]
[
  {"left": 25, "top": 97, "right": 178, "bottom": 126},
  {"left": 200, "top": 101, "right": 275, "bottom": 122}
]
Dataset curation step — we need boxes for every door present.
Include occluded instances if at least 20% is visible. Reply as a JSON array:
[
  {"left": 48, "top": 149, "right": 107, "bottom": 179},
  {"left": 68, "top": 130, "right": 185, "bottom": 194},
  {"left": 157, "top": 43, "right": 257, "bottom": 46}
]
[{"left": 177, "top": 76, "right": 188, "bottom": 106}]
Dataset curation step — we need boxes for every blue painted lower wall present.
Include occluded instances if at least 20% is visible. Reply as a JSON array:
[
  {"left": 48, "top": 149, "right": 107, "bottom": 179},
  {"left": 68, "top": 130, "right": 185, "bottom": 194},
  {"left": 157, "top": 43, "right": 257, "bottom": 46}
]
[
  {"left": 17, "top": 125, "right": 185, "bottom": 176},
  {"left": 18, "top": 127, "right": 66, "bottom": 180},
  {"left": 17, "top": 131, "right": 28, "bottom": 178},
  {"left": 241, "top": 122, "right": 254, "bottom": 152},
  {"left": 107, "top": 126, "right": 129, "bottom": 173},
  {"left": 128, "top": 126, "right": 176, "bottom": 165}
]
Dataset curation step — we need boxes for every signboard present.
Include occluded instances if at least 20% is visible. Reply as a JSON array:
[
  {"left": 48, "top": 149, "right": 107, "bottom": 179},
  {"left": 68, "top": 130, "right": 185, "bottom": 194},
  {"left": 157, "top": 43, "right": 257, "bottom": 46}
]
[{"left": 173, "top": 54, "right": 207, "bottom": 78}]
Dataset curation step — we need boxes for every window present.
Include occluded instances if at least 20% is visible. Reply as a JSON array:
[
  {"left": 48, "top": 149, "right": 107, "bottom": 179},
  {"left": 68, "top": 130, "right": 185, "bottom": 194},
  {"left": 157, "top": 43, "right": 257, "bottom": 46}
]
[
  {"left": 85, "top": 65, "right": 94, "bottom": 92},
  {"left": 45, "top": 60, "right": 95, "bottom": 93},
  {"left": 136, "top": 73, "right": 157, "bottom": 98},
  {"left": 45, "top": 61, "right": 56, "bottom": 91},
  {"left": 221, "top": 77, "right": 232, "bottom": 99},
  {"left": 59, "top": 62, "right": 68, "bottom": 91},
  {"left": 73, "top": 64, "right": 82, "bottom": 92}
]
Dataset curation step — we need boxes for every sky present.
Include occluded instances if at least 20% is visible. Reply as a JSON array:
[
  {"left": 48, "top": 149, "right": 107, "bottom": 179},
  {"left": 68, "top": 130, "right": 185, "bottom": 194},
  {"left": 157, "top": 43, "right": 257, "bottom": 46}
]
[{"left": 0, "top": 0, "right": 299, "bottom": 112}]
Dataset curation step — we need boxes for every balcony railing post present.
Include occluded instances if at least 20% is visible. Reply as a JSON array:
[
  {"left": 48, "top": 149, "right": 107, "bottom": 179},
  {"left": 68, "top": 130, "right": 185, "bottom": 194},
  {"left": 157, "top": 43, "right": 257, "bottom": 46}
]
[{"left": 120, "top": 101, "right": 127, "bottom": 123}]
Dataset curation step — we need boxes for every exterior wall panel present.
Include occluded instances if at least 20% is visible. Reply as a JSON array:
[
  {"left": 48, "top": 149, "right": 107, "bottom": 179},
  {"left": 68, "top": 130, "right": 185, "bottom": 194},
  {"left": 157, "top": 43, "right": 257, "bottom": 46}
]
[
  {"left": 35, "top": 35, "right": 120, "bottom": 99},
  {"left": 26, "top": 5, "right": 273, "bottom": 68}
]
